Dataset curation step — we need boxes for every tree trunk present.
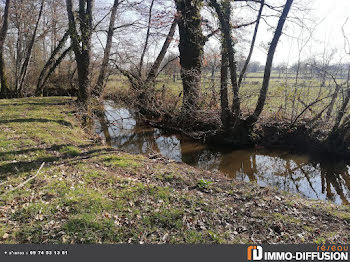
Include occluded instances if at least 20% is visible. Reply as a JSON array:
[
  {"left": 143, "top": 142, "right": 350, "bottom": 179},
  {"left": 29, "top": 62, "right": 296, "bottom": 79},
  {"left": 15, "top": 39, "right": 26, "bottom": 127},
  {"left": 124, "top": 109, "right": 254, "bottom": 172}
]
[
  {"left": 36, "top": 31, "right": 70, "bottom": 96},
  {"left": 326, "top": 84, "right": 342, "bottom": 121},
  {"left": 209, "top": 0, "right": 240, "bottom": 120},
  {"left": 116, "top": 18, "right": 178, "bottom": 115},
  {"left": 220, "top": 41, "right": 230, "bottom": 130},
  {"left": 66, "top": 0, "right": 94, "bottom": 109},
  {"left": 238, "top": 0, "right": 264, "bottom": 88},
  {"left": 247, "top": 0, "right": 294, "bottom": 126},
  {"left": 146, "top": 18, "right": 178, "bottom": 83},
  {"left": 175, "top": 0, "right": 205, "bottom": 119},
  {"left": 139, "top": 0, "right": 155, "bottom": 77},
  {"left": 331, "top": 79, "right": 350, "bottom": 135},
  {"left": 17, "top": 0, "right": 44, "bottom": 97},
  {"left": 92, "top": 0, "right": 119, "bottom": 98},
  {"left": 37, "top": 47, "right": 72, "bottom": 96},
  {"left": 0, "top": 0, "right": 10, "bottom": 99}
]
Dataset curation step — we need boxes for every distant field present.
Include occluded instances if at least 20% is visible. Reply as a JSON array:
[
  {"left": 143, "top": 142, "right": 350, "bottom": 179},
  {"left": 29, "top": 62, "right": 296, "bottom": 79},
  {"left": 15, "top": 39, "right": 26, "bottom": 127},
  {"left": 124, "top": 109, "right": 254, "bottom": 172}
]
[{"left": 105, "top": 72, "right": 344, "bottom": 123}]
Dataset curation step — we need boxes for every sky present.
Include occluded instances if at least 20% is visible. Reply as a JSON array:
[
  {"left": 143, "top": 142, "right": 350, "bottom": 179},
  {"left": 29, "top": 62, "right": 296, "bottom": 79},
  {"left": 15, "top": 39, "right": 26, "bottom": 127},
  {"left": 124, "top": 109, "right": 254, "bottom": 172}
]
[
  {"left": 101, "top": 0, "right": 350, "bottom": 66},
  {"left": 252, "top": 0, "right": 350, "bottom": 65}
]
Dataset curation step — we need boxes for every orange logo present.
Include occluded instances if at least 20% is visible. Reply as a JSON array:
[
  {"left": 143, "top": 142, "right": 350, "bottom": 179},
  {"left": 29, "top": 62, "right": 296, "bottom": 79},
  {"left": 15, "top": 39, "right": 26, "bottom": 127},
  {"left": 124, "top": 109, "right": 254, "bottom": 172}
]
[{"left": 247, "top": 246, "right": 263, "bottom": 261}]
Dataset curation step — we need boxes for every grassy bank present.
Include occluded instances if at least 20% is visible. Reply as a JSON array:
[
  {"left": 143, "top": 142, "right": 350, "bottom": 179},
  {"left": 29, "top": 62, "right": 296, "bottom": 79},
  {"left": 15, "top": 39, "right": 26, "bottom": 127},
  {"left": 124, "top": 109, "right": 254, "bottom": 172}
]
[{"left": 0, "top": 97, "right": 349, "bottom": 244}]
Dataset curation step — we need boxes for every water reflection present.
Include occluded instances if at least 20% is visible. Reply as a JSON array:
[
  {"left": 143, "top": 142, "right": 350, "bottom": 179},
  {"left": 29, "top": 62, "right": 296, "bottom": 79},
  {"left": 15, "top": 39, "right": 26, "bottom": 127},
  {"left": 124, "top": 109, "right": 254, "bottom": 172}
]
[{"left": 95, "top": 101, "right": 350, "bottom": 205}]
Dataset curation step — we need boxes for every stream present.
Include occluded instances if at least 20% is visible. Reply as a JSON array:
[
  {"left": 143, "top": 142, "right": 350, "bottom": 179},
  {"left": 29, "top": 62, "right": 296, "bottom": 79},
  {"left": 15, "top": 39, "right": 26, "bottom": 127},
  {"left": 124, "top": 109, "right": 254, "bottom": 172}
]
[{"left": 95, "top": 101, "right": 350, "bottom": 205}]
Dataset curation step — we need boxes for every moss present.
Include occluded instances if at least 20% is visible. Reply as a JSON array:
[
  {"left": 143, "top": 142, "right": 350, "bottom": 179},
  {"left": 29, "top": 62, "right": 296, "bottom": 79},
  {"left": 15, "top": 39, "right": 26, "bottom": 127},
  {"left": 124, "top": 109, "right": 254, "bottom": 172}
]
[
  {"left": 206, "top": 230, "right": 222, "bottom": 243},
  {"left": 58, "top": 145, "right": 82, "bottom": 156},
  {"left": 196, "top": 179, "right": 213, "bottom": 191},
  {"left": 271, "top": 212, "right": 301, "bottom": 225},
  {"left": 81, "top": 170, "right": 106, "bottom": 183},
  {"left": 15, "top": 224, "right": 47, "bottom": 243},
  {"left": 303, "top": 225, "right": 313, "bottom": 232},
  {"left": 63, "top": 215, "right": 117, "bottom": 244},
  {"left": 332, "top": 211, "right": 350, "bottom": 221},
  {"left": 157, "top": 172, "right": 184, "bottom": 184},
  {"left": 59, "top": 187, "right": 113, "bottom": 214},
  {"left": 0, "top": 225, "right": 10, "bottom": 243},
  {"left": 183, "top": 230, "right": 206, "bottom": 243},
  {"left": 11, "top": 202, "right": 55, "bottom": 223},
  {"left": 100, "top": 155, "right": 140, "bottom": 168},
  {"left": 314, "top": 237, "right": 326, "bottom": 244},
  {"left": 145, "top": 208, "right": 184, "bottom": 230}
]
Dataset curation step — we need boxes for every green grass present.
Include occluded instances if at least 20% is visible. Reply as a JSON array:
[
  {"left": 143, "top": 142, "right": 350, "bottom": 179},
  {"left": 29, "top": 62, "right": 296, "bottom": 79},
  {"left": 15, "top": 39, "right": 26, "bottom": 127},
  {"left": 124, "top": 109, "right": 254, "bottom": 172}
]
[
  {"left": 99, "top": 155, "right": 141, "bottom": 168},
  {"left": 0, "top": 97, "right": 230, "bottom": 243},
  {"left": 196, "top": 179, "right": 213, "bottom": 191}
]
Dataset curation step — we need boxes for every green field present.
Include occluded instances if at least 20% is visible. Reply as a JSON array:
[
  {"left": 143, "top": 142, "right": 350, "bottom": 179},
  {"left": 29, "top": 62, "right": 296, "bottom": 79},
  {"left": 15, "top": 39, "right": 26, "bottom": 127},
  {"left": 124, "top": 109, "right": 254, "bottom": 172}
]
[{"left": 105, "top": 71, "right": 342, "bottom": 125}]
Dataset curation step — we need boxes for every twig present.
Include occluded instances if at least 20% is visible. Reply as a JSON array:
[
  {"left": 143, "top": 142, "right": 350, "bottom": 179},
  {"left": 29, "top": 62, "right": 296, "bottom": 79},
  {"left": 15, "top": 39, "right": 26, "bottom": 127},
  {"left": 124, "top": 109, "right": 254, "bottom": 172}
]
[
  {"left": 1, "top": 162, "right": 45, "bottom": 196},
  {"left": 291, "top": 94, "right": 333, "bottom": 127}
]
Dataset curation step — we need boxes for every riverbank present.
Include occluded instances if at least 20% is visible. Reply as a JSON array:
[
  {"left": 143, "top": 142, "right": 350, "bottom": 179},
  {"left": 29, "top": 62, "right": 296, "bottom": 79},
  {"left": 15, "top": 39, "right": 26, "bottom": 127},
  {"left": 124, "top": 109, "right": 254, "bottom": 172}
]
[
  {"left": 0, "top": 97, "right": 349, "bottom": 244},
  {"left": 106, "top": 90, "right": 350, "bottom": 159}
]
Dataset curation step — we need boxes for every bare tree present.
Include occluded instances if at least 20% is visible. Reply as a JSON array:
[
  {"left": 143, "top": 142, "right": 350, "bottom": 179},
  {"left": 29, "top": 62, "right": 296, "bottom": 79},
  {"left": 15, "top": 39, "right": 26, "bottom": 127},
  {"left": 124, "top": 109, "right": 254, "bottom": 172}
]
[
  {"left": 175, "top": 0, "right": 205, "bottom": 118},
  {"left": 218, "top": 0, "right": 231, "bottom": 129},
  {"left": 35, "top": 31, "right": 71, "bottom": 96},
  {"left": 139, "top": 0, "right": 155, "bottom": 78},
  {"left": 0, "top": 0, "right": 10, "bottom": 98},
  {"left": 325, "top": 19, "right": 350, "bottom": 150},
  {"left": 114, "top": 9, "right": 178, "bottom": 113},
  {"left": 290, "top": 15, "right": 317, "bottom": 121},
  {"left": 209, "top": 0, "right": 240, "bottom": 121},
  {"left": 92, "top": 0, "right": 120, "bottom": 98},
  {"left": 246, "top": 0, "right": 294, "bottom": 125},
  {"left": 14, "top": 0, "right": 44, "bottom": 97},
  {"left": 66, "top": 0, "right": 94, "bottom": 109},
  {"left": 238, "top": 0, "right": 264, "bottom": 88}
]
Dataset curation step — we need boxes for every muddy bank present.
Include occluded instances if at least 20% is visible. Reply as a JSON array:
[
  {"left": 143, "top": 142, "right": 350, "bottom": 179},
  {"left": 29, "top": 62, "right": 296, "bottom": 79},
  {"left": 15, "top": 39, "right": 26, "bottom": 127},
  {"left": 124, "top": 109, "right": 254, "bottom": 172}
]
[
  {"left": 137, "top": 108, "right": 350, "bottom": 160},
  {"left": 107, "top": 91, "right": 349, "bottom": 158}
]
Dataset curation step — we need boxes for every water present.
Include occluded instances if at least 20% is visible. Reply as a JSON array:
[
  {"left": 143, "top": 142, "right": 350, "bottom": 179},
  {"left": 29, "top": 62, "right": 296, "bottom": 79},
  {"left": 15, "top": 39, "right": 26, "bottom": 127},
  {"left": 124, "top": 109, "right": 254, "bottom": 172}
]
[{"left": 95, "top": 101, "right": 350, "bottom": 205}]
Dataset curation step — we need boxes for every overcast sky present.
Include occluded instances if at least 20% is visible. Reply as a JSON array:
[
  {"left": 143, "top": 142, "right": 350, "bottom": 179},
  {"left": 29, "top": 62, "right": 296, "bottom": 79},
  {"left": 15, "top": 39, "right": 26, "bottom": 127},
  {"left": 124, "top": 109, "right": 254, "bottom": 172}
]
[
  {"left": 252, "top": 0, "right": 350, "bottom": 65},
  {"left": 101, "top": 0, "right": 350, "bottom": 66}
]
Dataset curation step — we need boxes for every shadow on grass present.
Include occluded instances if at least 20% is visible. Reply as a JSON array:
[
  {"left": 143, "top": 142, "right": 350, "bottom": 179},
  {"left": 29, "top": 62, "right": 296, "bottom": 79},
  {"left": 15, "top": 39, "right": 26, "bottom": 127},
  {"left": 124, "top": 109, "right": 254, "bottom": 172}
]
[
  {"left": 0, "top": 101, "right": 69, "bottom": 107},
  {"left": 0, "top": 118, "right": 72, "bottom": 127},
  {"left": 0, "top": 144, "right": 97, "bottom": 159},
  {"left": 0, "top": 144, "right": 117, "bottom": 179}
]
